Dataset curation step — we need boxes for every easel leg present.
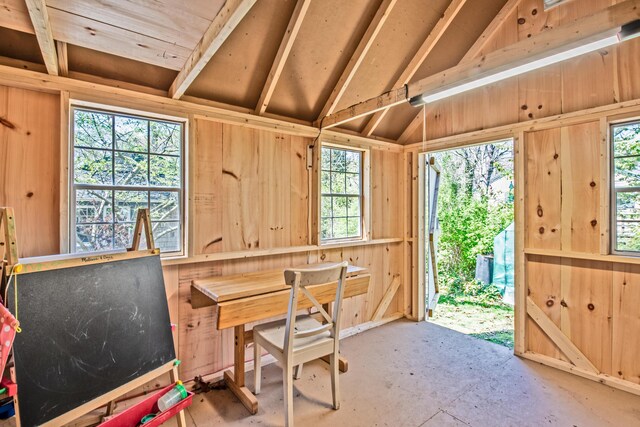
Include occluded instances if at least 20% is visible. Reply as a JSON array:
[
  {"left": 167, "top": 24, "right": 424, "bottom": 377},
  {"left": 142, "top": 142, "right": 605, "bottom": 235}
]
[
  {"left": 170, "top": 366, "right": 187, "bottom": 427},
  {"left": 320, "top": 303, "right": 348, "bottom": 373},
  {"left": 223, "top": 324, "right": 258, "bottom": 414}
]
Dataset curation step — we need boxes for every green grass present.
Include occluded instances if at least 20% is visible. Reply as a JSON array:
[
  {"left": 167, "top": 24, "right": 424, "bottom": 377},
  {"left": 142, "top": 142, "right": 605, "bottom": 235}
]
[{"left": 430, "top": 295, "right": 514, "bottom": 348}]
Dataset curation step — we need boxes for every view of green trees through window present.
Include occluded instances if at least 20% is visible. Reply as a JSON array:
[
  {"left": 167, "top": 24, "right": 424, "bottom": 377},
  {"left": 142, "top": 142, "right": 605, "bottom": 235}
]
[
  {"left": 72, "top": 108, "right": 183, "bottom": 253},
  {"left": 320, "top": 146, "right": 362, "bottom": 240},
  {"left": 612, "top": 121, "right": 640, "bottom": 253}
]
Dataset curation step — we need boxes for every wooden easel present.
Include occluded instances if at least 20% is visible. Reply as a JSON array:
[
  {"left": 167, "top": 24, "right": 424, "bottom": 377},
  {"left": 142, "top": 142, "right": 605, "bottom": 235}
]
[{"left": 1, "top": 208, "right": 187, "bottom": 427}]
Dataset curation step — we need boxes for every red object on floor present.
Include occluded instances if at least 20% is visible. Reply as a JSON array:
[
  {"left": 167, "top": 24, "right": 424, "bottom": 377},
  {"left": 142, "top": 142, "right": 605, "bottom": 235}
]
[
  {"left": 100, "top": 384, "right": 193, "bottom": 427},
  {"left": 0, "top": 378, "right": 16, "bottom": 397}
]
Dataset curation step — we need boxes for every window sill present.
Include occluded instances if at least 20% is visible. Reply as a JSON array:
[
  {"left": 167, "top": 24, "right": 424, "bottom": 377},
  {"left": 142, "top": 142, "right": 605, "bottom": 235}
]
[{"left": 524, "top": 248, "right": 640, "bottom": 265}]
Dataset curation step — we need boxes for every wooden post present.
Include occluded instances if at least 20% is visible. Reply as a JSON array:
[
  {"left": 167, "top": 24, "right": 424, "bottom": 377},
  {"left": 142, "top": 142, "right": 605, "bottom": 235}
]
[{"left": 0, "top": 208, "right": 19, "bottom": 271}]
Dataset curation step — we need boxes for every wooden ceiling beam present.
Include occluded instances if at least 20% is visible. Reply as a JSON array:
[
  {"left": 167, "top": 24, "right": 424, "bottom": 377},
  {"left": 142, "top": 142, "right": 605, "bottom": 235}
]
[
  {"left": 24, "top": 0, "right": 59, "bottom": 76},
  {"left": 169, "top": 0, "right": 258, "bottom": 100},
  {"left": 56, "top": 41, "right": 68, "bottom": 77},
  {"left": 255, "top": 0, "right": 312, "bottom": 115},
  {"left": 325, "top": 0, "right": 639, "bottom": 133},
  {"left": 316, "top": 0, "right": 399, "bottom": 121},
  {"left": 398, "top": 0, "right": 517, "bottom": 143},
  {"left": 361, "top": 0, "right": 467, "bottom": 137}
]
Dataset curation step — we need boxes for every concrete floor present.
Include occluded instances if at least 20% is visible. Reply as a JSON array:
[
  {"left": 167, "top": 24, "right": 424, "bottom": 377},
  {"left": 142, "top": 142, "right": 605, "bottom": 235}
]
[{"left": 180, "top": 319, "right": 640, "bottom": 427}]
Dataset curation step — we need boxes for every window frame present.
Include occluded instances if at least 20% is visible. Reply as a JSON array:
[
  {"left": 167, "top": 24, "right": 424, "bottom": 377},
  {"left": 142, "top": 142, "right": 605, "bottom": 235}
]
[
  {"left": 69, "top": 104, "right": 188, "bottom": 257},
  {"left": 610, "top": 119, "right": 640, "bottom": 256},
  {"left": 319, "top": 142, "right": 370, "bottom": 244}
]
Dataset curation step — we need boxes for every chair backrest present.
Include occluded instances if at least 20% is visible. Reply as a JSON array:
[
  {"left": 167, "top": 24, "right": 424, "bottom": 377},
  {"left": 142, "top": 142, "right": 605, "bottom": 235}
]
[{"left": 282, "top": 262, "right": 349, "bottom": 355}]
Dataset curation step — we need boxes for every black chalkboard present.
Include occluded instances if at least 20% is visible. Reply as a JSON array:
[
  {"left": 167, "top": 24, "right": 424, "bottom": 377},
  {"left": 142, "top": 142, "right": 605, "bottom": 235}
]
[{"left": 5, "top": 254, "right": 175, "bottom": 427}]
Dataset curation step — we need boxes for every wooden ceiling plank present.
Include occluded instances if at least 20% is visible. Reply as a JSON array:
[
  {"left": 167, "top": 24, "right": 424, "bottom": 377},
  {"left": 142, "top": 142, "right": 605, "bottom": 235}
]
[
  {"left": 0, "top": 0, "right": 35, "bottom": 34},
  {"left": 326, "top": 0, "right": 639, "bottom": 133},
  {"left": 255, "top": 0, "right": 312, "bottom": 115},
  {"left": 397, "top": 110, "right": 423, "bottom": 143},
  {"left": 459, "top": 0, "right": 521, "bottom": 63},
  {"left": 24, "top": 0, "right": 59, "bottom": 76},
  {"left": 56, "top": 41, "right": 68, "bottom": 77},
  {"left": 169, "top": 0, "right": 259, "bottom": 100},
  {"left": 316, "top": 0, "right": 399, "bottom": 120},
  {"left": 362, "top": 0, "right": 467, "bottom": 137}
]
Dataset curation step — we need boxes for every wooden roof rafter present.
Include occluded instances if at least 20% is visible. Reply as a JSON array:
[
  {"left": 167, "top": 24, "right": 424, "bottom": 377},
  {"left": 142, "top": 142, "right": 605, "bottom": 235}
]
[
  {"left": 361, "top": 0, "right": 468, "bottom": 137},
  {"left": 169, "top": 0, "right": 258, "bottom": 100},
  {"left": 56, "top": 41, "right": 68, "bottom": 77},
  {"left": 24, "top": 0, "right": 59, "bottom": 76},
  {"left": 315, "top": 0, "right": 399, "bottom": 121},
  {"left": 398, "top": 0, "right": 523, "bottom": 143},
  {"left": 321, "top": 0, "right": 639, "bottom": 136},
  {"left": 255, "top": 0, "right": 312, "bottom": 115}
]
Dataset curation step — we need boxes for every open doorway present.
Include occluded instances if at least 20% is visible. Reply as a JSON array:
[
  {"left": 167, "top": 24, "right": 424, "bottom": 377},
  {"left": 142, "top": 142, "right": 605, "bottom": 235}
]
[{"left": 422, "top": 140, "right": 515, "bottom": 348}]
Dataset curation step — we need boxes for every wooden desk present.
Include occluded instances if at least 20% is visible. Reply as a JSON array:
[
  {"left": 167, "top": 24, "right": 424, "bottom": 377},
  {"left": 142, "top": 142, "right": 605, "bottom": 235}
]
[{"left": 190, "top": 264, "right": 370, "bottom": 414}]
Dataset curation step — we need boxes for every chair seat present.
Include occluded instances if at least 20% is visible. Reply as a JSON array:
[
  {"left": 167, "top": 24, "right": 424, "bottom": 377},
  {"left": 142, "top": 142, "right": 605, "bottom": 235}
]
[{"left": 253, "top": 315, "right": 334, "bottom": 362}]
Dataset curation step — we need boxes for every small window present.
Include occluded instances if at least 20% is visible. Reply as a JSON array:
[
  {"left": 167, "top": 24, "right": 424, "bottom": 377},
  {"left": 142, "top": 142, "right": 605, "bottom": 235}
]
[
  {"left": 320, "top": 146, "right": 363, "bottom": 241},
  {"left": 611, "top": 121, "right": 640, "bottom": 254},
  {"left": 71, "top": 107, "right": 184, "bottom": 255}
]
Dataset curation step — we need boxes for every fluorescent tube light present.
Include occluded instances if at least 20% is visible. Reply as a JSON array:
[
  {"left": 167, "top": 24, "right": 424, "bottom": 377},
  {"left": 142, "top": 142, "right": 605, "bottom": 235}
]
[{"left": 415, "top": 34, "right": 619, "bottom": 105}]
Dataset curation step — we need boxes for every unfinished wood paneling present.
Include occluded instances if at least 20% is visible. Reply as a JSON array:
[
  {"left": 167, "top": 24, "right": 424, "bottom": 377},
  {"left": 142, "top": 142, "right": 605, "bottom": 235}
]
[
  {"left": 524, "top": 128, "right": 562, "bottom": 250},
  {"left": 371, "top": 149, "right": 403, "bottom": 239},
  {"left": 612, "top": 263, "right": 640, "bottom": 384},
  {"left": 192, "top": 118, "right": 223, "bottom": 255},
  {"left": 0, "top": 85, "right": 59, "bottom": 257}
]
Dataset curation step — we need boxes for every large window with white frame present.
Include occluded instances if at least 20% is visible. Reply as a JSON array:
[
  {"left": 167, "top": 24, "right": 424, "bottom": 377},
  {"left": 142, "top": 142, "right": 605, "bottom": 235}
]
[
  {"left": 70, "top": 107, "right": 185, "bottom": 255},
  {"left": 320, "top": 145, "right": 364, "bottom": 241},
  {"left": 611, "top": 120, "right": 640, "bottom": 254}
]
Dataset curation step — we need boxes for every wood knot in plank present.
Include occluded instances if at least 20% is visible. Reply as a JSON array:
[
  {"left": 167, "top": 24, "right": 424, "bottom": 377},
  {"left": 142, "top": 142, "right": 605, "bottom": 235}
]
[
  {"left": 539, "top": 227, "right": 545, "bottom": 234},
  {"left": 536, "top": 205, "right": 543, "bottom": 217},
  {"left": 320, "top": 254, "right": 326, "bottom": 261},
  {"left": 546, "top": 299, "right": 554, "bottom": 307},
  {"left": 590, "top": 181, "right": 596, "bottom": 187},
  {"left": 587, "top": 303, "right": 595, "bottom": 311},
  {"left": 0, "top": 117, "right": 16, "bottom": 129},
  {"left": 590, "top": 219, "right": 598, "bottom": 227},
  {"left": 517, "top": 17, "right": 526, "bottom": 25},
  {"left": 560, "top": 299, "right": 567, "bottom": 308},
  {"left": 26, "top": 191, "right": 34, "bottom": 198},
  {"left": 222, "top": 169, "right": 239, "bottom": 180}
]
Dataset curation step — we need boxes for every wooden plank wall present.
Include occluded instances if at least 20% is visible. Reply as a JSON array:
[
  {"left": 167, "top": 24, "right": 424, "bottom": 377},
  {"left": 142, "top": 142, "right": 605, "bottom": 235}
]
[
  {"left": 0, "top": 89, "right": 404, "bottom": 380},
  {"left": 413, "top": 0, "right": 639, "bottom": 143}
]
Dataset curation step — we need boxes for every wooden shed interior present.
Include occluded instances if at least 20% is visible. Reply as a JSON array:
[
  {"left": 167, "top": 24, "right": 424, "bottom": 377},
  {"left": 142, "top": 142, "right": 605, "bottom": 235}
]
[{"left": 1, "top": 0, "right": 640, "bottom": 426}]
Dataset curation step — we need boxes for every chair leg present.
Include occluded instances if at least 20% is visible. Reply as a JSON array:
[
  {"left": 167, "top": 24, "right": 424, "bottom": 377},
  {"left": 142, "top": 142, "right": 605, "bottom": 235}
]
[
  {"left": 283, "top": 364, "right": 294, "bottom": 427},
  {"left": 330, "top": 350, "right": 340, "bottom": 410},
  {"left": 254, "top": 342, "right": 261, "bottom": 395},
  {"left": 294, "top": 363, "right": 303, "bottom": 380}
]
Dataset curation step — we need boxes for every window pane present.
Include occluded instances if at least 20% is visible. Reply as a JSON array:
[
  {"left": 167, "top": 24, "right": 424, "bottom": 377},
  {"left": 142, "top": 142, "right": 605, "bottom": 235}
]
[
  {"left": 152, "top": 221, "right": 181, "bottom": 252},
  {"left": 331, "top": 149, "right": 346, "bottom": 172},
  {"left": 115, "top": 191, "right": 148, "bottom": 222},
  {"left": 614, "top": 156, "right": 640, "bottom": 187},
  {"left": 330, "top": 172, "right": 345, "bottom": 194},
  {"left": 321, "top": 147, "right": 331, "bottom": 170},
  {"left": 345, "top": 151, "right": 360, "bottom": 173},
  {"left": 114, "top": 223, "right": 144, "bottom": 249},
  {"left": 347, "top": 217, "right": 361, "bottom": 236},
  {"left": 115, "top": 152, "right": 148, "bottom": 186},
  {"left": 332, "top": 217, "right": 347, "bottom": 238},
  {"left": 74, "top": 110, "right": 112, "bottom": 149},
  {"left": 333, "top": 196, "right": 347, "bottom": 217},
  {"left": 347, "top": 196, "right": 360, "bottom": 217},
  {"left": 74, "top": 148, "right": 113, "bottom": 185},
  {"left": 616, "top": 222, "right": 640, "bottom": 252},
  {"left": 613, "top": 123, "right": 640, "bottom": 157},
  {"left": 321, "top": 195, "right": 332, "bottom": 218},
  {"left": 150, "top": 155, "right": 180, "bottom": 187},
  {"left": 346, "top": 173, "right": 360, "bottom": 194},
  {"left": 616, "top": 192, "right": 640, "bottom": 221},
  {"left": 75, "top": 224, "right": 113, "bottom": 252},
  {"left": 76, "top": 189, "right": 113, "bottom": 223},
  {"left": 115, "top": 116, "right": 148, "bottom": 152},
  {"left": 321, "top": 218, "right": 332, "bottom": 240},
  {"left": 321, "top": 170, "right": 331, "bottom": 194},
  {"left": 150, "top": 191, "right": 180, "bottom": 221},
  {"left": 151, "top": 121, "right": 181, "bottom": 155}
]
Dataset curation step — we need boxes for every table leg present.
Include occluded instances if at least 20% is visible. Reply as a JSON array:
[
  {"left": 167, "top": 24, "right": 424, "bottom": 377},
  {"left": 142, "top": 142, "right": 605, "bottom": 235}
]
[
  {"left": 320, "top": 303, "right": 348, "bottom": 373},
  {"left": 224, "top": 324, "right": 258, "bottom": 414}
]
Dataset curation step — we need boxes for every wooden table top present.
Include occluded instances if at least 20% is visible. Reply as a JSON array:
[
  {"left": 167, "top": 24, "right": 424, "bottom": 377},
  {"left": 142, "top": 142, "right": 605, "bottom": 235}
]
[{"left": 192, "top": 263, "right": 368, "bottom": 303}]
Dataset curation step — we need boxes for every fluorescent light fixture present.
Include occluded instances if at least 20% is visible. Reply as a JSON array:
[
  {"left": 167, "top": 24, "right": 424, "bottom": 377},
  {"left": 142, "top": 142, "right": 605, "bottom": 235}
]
[{"left": 410, "top": 20, "right": 640, "bottom": 106}]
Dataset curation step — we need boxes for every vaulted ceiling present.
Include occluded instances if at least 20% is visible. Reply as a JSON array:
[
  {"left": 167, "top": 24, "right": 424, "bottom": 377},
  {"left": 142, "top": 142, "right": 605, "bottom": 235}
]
[{"left": 0, "top": 0, "right": 508, "bottom": 142}]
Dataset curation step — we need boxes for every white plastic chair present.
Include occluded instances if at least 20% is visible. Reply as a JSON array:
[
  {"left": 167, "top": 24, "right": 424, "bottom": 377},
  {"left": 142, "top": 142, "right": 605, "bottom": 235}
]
[{"left": 253, "top": 261, "right": 349, "bottom": 427}]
